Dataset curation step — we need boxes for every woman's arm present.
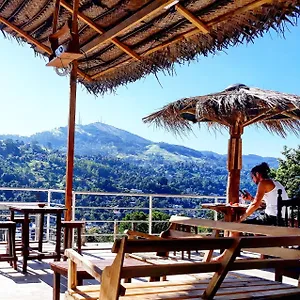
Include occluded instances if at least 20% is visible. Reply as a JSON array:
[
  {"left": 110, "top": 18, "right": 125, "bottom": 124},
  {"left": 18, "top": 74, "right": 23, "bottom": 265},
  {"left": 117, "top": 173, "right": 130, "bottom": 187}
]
[{"left": 238, "top": 182, "right": 266, "bottom": 222}]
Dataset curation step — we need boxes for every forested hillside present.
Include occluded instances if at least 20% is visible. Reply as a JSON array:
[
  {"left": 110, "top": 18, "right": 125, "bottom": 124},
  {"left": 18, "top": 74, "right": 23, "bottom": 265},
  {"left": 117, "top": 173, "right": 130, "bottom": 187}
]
[{"left": 0, "top": 122, "right": 287, "bottom": 224}]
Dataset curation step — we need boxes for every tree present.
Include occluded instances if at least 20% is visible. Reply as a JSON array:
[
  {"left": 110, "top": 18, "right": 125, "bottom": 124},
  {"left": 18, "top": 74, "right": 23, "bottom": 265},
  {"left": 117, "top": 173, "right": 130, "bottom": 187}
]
[
  {"left": 118, "top": 210, "right": 170, "bottom": 234},
  {"left": 275, "top": 146, "right": 300, "bottom": 197}
]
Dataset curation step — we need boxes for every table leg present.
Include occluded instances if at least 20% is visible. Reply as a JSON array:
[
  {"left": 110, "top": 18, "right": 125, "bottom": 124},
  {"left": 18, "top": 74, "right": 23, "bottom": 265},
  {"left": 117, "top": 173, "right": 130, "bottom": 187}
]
[
  {"left": 9, "top": 224, "right": 18, "bottom": 270},
  {"left": 55, "top": 213, "right": 62, "bottom": 261},
  {"left": 53, "top": 272, "right": 61, "bottom": 300},
  {"left": 22, "top": 213, "right": 30, "bottom": 273},
  {"left": 38, "top": 212, "right": 45, "bottom": 260},
  {"left": 10, "top": 210, "right": 15, "bottom": 221}
]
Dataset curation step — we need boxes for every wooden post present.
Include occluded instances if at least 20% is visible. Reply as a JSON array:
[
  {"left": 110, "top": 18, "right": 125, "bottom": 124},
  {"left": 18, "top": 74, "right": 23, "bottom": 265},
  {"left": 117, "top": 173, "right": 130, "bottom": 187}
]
[
  {"left": 65, "top": 0, "right": 79, "bottom": 221},
  {"left": 226, "top": 123, "right": 243, "bottom": 204}
]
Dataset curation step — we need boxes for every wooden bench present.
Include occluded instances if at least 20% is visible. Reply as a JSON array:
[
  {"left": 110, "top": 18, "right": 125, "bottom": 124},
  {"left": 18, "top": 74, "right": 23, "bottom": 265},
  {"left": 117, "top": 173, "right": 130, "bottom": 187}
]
[
  {"left": 50, "top": 256, "right": 153, "bottom": 300},
  {"left": 64, "top": 233, "right": 300, "bottom": 300}
]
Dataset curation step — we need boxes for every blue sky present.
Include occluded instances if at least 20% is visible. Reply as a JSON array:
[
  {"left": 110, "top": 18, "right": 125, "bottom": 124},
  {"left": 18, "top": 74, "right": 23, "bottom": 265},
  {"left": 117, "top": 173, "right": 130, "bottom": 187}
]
[{"left": 0, "top": 25, "right": 299, "bottom": 158}]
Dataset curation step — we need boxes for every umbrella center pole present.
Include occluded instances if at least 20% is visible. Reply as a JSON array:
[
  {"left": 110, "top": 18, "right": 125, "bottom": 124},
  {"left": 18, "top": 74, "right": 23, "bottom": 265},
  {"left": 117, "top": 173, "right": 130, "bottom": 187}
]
[
  {"left": 227, "top": 124, "right": 243, "bottom": 204},
  {"left": 65, "top": 0, "right": 80, "bottom": 221}
]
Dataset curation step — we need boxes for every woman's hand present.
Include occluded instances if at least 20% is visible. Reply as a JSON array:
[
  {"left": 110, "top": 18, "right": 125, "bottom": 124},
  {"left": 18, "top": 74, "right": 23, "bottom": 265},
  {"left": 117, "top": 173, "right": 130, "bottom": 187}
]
[{"left": 242, "top": 191, "right": 254, "bottom": 201}]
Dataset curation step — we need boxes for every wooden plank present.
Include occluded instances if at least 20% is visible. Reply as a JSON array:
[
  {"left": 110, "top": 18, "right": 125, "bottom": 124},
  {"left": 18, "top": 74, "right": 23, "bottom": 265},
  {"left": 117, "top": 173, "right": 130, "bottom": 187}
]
[
  {"left": 203, "top": 238, "right": 241, "bottom": 299},
  {"left": 122, "top": 236, "right": 235, "bottom": 253},
  {"left": 123, "top": 279, "right": 280, "bottom": 293},
  {"left": 239, "top": 235, "right": 300, "bottom": 248},
  {"left": 68, "top": 258, "right": 77, "bottom": 290},
  {"left": 121, "top": 261, "right": 221, "bottom": 279},
  {"left": 119, "top": 285, "right": 300, "bottom": 300},
  {"left": 64, "top": 249, "right": 102, "bottom": 282},
  {"left": 175, "top": 4, "right": 210, "bottom": 34},
  {"left": 231, "top": 258, "right": 300, "bottom": 271},
  {"left": 83, "top": 0, "right": 178, "bottom": 54},
  {"left": 99, "top": 238, "right": 127, "bottom": 300},
  {"left": 203, "top": 230, "right": 220, "bottom": 262},
  {"left": 60, "top": 0, "right": 140, "bottom": 60},
  {"left": 214, "top": 287, "right": 300, "bottom": 300},
  {"left": 50, "top": 23, "right": 69, "bottom": 39},
  {"left": 244, "top": 246, "right": 300, "bottom": 259},
  {"left": 51, "top": 0, "right": 61, "bottom": 35},
  {"left": 169, "top": 216, "right": 300, "bottom": 236},
  {"left": 125, "top": 230, "right": 162, "bottom": 240}
]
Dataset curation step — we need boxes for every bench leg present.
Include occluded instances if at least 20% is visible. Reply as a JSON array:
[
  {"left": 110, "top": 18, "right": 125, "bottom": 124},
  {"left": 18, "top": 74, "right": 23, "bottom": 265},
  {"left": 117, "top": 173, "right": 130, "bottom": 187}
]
[
  {"left": 53, "top": 272, "right": 61, "bottom": 300},
  {"left": 77, "top": 227, "right": 82, "bottom": 255}
]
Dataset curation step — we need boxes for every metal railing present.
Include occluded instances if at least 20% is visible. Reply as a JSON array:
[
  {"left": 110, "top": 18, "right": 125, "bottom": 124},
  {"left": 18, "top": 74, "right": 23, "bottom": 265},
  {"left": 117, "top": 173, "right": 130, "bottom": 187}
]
[{"left": 0, "top": 187, "right": 226, "bottom": 242}]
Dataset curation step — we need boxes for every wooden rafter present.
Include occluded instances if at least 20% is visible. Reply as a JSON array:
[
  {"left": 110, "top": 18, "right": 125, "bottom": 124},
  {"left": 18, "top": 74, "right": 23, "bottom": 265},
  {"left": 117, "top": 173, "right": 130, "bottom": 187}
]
[
  {"left": 282, "top": 111, "right": 300, "bottom": 121},
  {"left": 60, "top": 0, "right": 140, "bottom": 61},
  {"left": 0, "top": 15, "right": 92, "bottom": 81},
  {"left": 82, "top": 0, "right": 178, "bottom": 55},
  {"left": 175, "top": 4, "right": 210, "bottom": 34},
  {"left": 52, "top": 0, "right": 61, "bottom": 35},
  {"left": 91, "top": 0, "right": 276, "bottom": 80},
  {"left": 243, "top": 107, "right": 275, "bottom": 127},
  {"left": 244, "top": 109, "right": 292, "bottom": 127}
]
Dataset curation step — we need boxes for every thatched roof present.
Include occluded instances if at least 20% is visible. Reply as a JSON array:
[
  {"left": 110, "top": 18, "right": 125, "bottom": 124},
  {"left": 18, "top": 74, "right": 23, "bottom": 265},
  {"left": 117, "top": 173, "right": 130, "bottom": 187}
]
[
  {"left": 1, "top": 0, "right": 300, "bottom": 95},
  {"left": 143, "top": 84, "right": 300, "bottom": 137}
]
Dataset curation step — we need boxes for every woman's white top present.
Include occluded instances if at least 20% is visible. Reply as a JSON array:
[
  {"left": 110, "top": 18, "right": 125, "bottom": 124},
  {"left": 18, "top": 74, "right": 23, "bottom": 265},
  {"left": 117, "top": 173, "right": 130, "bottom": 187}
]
[{"left": 263, "top": 180, "right": 288, "bottom": 216}]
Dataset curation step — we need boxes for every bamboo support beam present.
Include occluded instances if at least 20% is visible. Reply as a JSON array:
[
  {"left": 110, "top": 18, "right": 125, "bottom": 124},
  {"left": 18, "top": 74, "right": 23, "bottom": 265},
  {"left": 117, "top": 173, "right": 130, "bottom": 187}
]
[
  {"left": 282, "top": 111, "right": 300, "bottom": 121},
  {"left": 52, "top": 0, "right": 61, "bottom": 34},
  {"left": 175, "top": 4, "right": 210, "bottom": 34},
  {"left": 0, "top": 15, "right": 92, "bottom": 82},
  {"left": 91, "top": 0, "right": 276, "bottom": 80},
  {"left": 65, "top": 0, "right": 80, "bottom": 221},
  {"left": 60, "top": 0, "right": 140, "bottom": 60},
  {"left": 82, "top": 0, "right": 178, "bottom": 55}
]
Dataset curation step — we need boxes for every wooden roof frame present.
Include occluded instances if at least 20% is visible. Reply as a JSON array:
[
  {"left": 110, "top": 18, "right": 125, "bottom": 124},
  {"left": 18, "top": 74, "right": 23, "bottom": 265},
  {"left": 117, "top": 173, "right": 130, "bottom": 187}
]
[
  {"left": 1, "top": 0, "right": 297, "bottom": 219},
  {"left": 0, "top": 0, "right": 285, "bottom": 82}
]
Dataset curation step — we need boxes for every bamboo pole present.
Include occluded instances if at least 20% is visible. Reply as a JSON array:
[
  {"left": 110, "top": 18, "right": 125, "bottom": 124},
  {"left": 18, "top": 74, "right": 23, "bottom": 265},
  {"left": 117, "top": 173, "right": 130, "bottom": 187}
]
[
  {"left": 65, "top": 0, "right": 79, "bottom": 221},
  {"left": 226, "top": 123, "right": 243, "bottom": 204}
]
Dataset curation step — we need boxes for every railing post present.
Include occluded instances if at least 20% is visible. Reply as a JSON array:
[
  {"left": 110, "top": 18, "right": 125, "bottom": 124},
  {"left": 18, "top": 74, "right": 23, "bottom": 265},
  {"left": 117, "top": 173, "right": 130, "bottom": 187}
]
[
  {"left": 214, "top": 197, "right": 218, "bottom": 221},
  {"left": 149, "top": 195, "right": 153, "bottom": 234},
  {"left": 113, "top": 220, "right": 118, "bottom": 241},
  {"left": 71, "top": 192, "right": 76, "bottom": 247},
  {"left": 46, "top": 190, "right": 51, "bottom": 241}
]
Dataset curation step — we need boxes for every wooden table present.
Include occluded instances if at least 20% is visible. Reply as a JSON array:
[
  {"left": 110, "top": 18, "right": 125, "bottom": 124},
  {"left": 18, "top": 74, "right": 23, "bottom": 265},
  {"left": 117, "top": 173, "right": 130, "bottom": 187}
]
[
  {"left": 202, "top": 203, "right": 248, "bottom": 222},
  {"left": 50, "top": 256, "right": 152, "bottom": 300},
  {"left": 9, "top": 205, "right": 65, "bottom": 273}
]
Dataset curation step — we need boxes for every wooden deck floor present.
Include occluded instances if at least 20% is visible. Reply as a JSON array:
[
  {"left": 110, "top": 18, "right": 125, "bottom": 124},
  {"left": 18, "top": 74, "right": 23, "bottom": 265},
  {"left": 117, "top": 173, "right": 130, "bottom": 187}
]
[{"left": 0, "top": 243, "right": 298, "bottom": 300}]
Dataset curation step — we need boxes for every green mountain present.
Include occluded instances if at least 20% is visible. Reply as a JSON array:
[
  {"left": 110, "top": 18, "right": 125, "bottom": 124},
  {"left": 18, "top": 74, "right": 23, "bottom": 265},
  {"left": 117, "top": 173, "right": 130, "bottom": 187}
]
[
  {"left": 0, "top": 122, "right": 278, "bottom": 169},
  {"left": 0, "top": 124, "right": 281, "bottom": 223}
]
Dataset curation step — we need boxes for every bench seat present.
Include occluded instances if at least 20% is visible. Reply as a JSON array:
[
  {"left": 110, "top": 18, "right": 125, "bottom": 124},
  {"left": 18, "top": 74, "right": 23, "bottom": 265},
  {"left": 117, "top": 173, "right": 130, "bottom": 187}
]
[{"left": 65, "top": 276, "right": 300, "bottom": 300}]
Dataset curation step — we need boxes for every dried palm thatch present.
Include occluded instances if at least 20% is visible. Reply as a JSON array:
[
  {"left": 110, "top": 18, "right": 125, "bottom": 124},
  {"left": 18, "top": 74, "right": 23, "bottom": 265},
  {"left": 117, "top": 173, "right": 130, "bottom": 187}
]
[
  {"left": 143, "top": 84, "right": 300, "bottom": 204},
  {"left": 1, "top": 0, "right": 300, "bottom": 95},
  {"left": 143, "top": 84, "right": 300, "bottom": 136}
]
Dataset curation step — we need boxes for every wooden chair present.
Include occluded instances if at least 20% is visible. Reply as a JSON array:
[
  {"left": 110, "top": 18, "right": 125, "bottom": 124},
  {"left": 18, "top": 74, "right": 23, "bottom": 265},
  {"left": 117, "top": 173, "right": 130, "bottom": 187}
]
[
  {"left": 277, "top": 189, "right": 300, "bottom": 227},
  {"left": 0, "top": 221, "right": 17, "bottom": 270},
  {"left": 61, "top": 220, "right": 84, "bottom": 260},
  {"left": 276, "top": 189, "right": 300, "bottom": 284}
]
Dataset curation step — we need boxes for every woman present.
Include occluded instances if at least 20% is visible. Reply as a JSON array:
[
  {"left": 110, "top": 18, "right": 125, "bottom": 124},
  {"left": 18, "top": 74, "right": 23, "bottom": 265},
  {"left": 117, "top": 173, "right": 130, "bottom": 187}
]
[
  {"left": 239, "top": 162, "right": 288, "bottom": 225},
  {"left": 212, "top": 162, "right": 288, "bottom": 262}
]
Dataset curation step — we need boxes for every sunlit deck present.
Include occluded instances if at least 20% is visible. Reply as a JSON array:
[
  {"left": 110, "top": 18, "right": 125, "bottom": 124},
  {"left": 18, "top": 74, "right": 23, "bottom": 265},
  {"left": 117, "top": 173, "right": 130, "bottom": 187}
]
[{"left": 1, "top": 242, "right": 299, "bottom": 300}]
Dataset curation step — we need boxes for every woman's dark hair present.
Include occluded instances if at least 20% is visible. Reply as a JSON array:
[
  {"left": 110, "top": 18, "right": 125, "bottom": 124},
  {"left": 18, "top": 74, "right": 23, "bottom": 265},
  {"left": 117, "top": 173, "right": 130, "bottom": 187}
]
[{"left": 251, "top": 162, "right": 270, "bottom": 179}]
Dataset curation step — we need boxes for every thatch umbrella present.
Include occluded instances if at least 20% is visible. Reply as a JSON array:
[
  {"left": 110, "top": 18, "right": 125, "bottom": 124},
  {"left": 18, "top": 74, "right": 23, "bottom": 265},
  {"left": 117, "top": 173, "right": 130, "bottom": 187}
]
[{"left": 143, "top": 84, "right": 300, "bottom": 204}]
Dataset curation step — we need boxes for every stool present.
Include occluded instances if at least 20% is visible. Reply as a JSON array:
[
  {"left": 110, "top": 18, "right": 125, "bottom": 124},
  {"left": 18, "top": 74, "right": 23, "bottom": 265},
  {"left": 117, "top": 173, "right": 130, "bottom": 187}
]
[
  {"left": 61, "top": 221, "right": 84, "bottom": 260},
  {"left": 0, "top": 221, "right": 17, "bottom": 270}
]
